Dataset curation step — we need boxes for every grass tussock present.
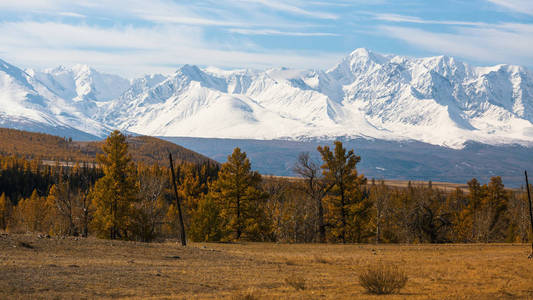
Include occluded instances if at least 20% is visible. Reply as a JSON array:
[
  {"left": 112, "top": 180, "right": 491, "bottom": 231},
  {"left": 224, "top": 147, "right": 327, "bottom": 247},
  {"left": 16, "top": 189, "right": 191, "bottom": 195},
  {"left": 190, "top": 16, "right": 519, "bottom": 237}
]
[
  {"left": 284, "top": 259, "right": 298, "bottom": 266},
  {"left": 359, "top": 263, "right": 408, "bottom": 295},
  {"left": 284, "top": 275, "right": 306, "bottom": 291},
  {"left": 232, "top": 289, "right": 260, "bottom": 300},
  {"left": 312, "top": 255, "right": 330, "bottom": 264}
]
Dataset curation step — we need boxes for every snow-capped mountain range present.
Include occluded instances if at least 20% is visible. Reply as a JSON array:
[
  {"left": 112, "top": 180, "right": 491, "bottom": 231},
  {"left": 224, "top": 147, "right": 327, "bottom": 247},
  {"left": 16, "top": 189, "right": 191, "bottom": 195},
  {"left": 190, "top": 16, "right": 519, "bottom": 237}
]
[{"left": 1, "top": 48, "right": 532, "bottom": 149}]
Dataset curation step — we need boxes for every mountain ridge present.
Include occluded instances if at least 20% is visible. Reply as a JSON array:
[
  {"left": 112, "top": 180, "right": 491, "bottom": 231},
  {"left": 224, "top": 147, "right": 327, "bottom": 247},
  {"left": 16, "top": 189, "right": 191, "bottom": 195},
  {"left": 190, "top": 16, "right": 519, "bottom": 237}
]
[{"left": 0, "top": 48, "right": 532, "bottom": 149}]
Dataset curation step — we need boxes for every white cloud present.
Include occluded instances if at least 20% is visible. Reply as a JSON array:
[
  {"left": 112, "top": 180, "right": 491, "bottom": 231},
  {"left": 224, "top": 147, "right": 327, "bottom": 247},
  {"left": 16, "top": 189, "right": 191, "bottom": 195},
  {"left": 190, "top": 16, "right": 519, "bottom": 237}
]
[
  {"left": 57, "top": 12, "right": 86, "bottom": 18},
  {"left": 0, "top": 0, "right": 345, "bottom": 76},
  {"left": 229, "top": 28, "right": 339, "bottom": 36},
  {"left": 380, "top": 23, "right": 533, "bottom": 66},
  {"left": 487, "top": 0, "right": 533, "bottom": 15},
  {"left": 0, "top": 21, "right": 342, "bottom": 77},
  {"left": 0, "top": 0, "right": 310, "bottom": 30},
  {"left": 0, "top": 0, "right": 66, "bottom": 10},
  {"left": 235, "top": 0, "right": 338, "bottom": 20},
  {"left": 374, "top": 13, "right": 485, "bottom": 26}
]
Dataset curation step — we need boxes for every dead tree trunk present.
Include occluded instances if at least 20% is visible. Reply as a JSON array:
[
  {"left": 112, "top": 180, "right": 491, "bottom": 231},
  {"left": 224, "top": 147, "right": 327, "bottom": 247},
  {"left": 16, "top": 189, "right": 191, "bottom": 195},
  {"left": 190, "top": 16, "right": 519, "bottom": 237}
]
[
  {"left": 169, "top": 152, "right": 187, "bottom": 246},
  {"left": 525, "top": 171, "right": 533, "bottom": 258}
]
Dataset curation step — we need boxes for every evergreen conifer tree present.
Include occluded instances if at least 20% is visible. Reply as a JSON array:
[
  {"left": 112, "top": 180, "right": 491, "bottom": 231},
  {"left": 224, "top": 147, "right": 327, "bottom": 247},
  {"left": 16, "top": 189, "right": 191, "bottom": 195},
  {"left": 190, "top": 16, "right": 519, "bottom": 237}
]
[
  {"left": 318, "top": 141, "right": 368, "bottom": 243},
  {"left": 91, "top": 131, "right": 138, "bottom": 239},
  {"left": 211, "top": 148, "right": 270, "bottom": 241}
]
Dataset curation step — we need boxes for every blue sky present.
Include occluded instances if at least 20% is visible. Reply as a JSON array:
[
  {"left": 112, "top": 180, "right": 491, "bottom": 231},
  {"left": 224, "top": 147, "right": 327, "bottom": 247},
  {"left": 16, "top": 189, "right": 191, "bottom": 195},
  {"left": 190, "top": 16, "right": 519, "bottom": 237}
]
[{"left": 0, "top": 0, "right": 532, "bottom": 77}]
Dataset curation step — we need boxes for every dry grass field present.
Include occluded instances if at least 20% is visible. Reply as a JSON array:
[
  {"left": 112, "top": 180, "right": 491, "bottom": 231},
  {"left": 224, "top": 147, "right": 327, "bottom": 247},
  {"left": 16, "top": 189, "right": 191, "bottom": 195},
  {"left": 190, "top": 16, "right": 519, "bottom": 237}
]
[
  {"left": 1, "top": 233, "right": 533, "bottom": 299},
  {"left": 264, "top": 176, "right": 480, "bottom": 193}
]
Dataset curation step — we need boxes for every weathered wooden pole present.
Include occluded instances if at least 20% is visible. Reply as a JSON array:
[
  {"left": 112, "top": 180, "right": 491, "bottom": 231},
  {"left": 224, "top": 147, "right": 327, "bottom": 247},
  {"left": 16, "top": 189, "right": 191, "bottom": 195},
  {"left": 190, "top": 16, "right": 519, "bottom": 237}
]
[
  {"left": 169, "top": 152, "right": 187, "bottom": 246},
  {"left": 525, "top": 171, "right": 533, "bottom": 258}
]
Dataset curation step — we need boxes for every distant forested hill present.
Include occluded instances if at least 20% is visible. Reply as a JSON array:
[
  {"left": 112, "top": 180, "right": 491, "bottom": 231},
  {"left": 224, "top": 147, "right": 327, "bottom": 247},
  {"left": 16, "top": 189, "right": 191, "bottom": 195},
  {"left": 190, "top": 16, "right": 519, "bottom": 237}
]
[{"left": 0, "top": 128, "right": 214, "bottom": 165}]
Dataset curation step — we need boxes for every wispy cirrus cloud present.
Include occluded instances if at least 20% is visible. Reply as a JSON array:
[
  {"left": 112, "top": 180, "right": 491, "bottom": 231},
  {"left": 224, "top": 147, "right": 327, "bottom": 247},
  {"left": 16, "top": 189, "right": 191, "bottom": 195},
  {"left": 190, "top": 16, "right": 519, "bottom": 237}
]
[
  {"left": 0, "top": 0, "right": 344, "bottom": 76},
  {"left": 0, "top": 0, "right": 531, "bottom": 76},
  {"left": 374, "top": 13, "right": 485, "bottom": 26},
  {"left": 0, "top": 21, "right": 342, "bottom": 77},
  {"left": 235, "top": 0, "right": 339, "bottom": 20},
  {"left": 487, "top": 0, "right": 533, "bottom": 15},
  {"left": 57, "top": 12, "right": 85, "bottom": 18},
  {"left": 373, "top": 10, "right": 533, "bottom": 67},
  {"left": 229, "top": 28, "right": 339, "bottom": 37},
  {"left": 379, "top": 22, "right": 533, "bottom": 66}
]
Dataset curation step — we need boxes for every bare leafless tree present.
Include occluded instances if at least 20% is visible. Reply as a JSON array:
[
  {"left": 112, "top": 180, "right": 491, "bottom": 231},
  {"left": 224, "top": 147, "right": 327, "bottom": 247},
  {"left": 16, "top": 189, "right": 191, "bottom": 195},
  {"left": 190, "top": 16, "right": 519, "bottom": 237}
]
[
  {"left": 135, "top": 170, "right": 167, "bottom": 242},
  {"left": 294, "top": 152, "right": 333, "bottom": 243},
  {"left": 370, "top": 179, "right": 389, "bottom": 244},
  {"left": 51, "top": 168, "right": 78, "bottom": 236}
]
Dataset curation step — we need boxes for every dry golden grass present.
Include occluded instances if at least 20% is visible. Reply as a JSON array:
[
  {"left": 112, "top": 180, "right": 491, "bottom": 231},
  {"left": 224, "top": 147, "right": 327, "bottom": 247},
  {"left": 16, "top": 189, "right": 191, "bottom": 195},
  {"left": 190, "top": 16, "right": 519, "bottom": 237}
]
[
  {"left": 265, "top": 175, "right": 477, "bottom": 193},
  {"left": 1, "top": 233, "right": 533, "bottom": 299}
]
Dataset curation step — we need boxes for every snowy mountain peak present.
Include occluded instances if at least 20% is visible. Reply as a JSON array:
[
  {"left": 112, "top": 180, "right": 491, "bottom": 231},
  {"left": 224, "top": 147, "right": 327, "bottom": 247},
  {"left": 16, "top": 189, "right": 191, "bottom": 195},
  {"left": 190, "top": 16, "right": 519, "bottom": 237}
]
[
  {"left": 327, "top": 48, "right": 389, "bottom": 85},
  {"left": 31, "top": 64, "right": 130, "bottom": 103},
  {"left": 349, "top": 48, "right": 382, "bottom": 61},
  {"left": 177, "top": 64, "right": 201, "bottom": 75},
  {"left": 174, "top": 64, "right": 228, "bottom": 93},
  {"left": 348, "top": 48, "right": 389, "bottom": 64}
]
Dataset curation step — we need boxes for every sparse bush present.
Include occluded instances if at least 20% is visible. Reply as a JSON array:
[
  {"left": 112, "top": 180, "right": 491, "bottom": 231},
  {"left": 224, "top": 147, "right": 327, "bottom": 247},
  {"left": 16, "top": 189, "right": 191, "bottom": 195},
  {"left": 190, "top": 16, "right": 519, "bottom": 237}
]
[
  {"left": 359, "top": 263, "right": 408, "bottom": 294},
  {"left": 285, "top": 275, "right": 306, "bottom": 291}
]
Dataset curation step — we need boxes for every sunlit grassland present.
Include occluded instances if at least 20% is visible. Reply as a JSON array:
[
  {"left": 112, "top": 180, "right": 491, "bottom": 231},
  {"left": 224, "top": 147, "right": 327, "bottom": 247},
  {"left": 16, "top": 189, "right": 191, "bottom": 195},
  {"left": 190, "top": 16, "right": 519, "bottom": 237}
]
[{"left": 1, "top": 233, "right": 532, "bottom": 299}]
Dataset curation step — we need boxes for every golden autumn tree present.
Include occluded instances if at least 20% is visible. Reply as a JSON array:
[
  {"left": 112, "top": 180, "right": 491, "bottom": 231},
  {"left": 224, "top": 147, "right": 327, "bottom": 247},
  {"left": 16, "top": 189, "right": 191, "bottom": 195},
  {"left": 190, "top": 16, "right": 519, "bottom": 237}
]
[
  {"left": 47, "top": 181, "right": 77, "bottom": 236},
  {"left": 209, "top": 148, "right": 270, "bottom": 241},
  {"left": 318, "top": 141, "right": 369, "bottom": 243},
  {"left": 446, "top": 187, "right": 471, "bottom": 242},
  {"left": 0, "top": 193, "right": 12, "bottom": 230},
  {"left": 91, "top": 130, "right": 138, "bottom": 240},
  {"left": 133, "top": 163, "right": 167, "bottom": 242},
  {"left": 15, "top": 190, "right": 50, "bottom": 232},
  {"left": 188, "top": 193, "right": 223, "bottom": 242},
  {"left": 179, "top": 164, "right": 205, "bottom": 225}
]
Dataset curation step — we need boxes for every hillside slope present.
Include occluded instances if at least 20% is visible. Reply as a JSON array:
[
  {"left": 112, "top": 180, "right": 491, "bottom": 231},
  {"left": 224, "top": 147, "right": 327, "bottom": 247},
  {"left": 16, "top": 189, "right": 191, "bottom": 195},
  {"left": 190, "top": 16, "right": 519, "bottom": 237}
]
[{"left": 0, "top": 128, "right": 213, "bottom": 165}]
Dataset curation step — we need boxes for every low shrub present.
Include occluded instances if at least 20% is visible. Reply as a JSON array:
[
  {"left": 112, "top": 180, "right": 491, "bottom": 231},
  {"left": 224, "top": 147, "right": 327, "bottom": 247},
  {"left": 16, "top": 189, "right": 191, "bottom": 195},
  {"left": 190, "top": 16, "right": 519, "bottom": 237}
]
[
  {"left": 285, "top": 275, "right": 306, "bottom": 291},
  {"left": 359, "top": 263, "right": 408, "bottom": 294}
]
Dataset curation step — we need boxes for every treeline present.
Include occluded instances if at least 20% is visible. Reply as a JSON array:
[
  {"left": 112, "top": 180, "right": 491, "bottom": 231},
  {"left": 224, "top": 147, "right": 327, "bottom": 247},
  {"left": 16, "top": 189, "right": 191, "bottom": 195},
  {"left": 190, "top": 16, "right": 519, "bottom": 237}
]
[
  {"left": 0, "top": 132, "right": 531, "bottom": 244},
  {"left": 0, "top": 131, "right": 219, "bottom": 241}
]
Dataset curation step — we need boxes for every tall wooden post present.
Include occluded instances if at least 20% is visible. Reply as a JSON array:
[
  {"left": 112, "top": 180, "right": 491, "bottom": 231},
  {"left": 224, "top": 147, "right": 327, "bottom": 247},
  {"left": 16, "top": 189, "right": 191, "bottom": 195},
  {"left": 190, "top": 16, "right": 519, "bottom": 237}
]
[
  {"left": 169, "top": 152, "right": 187, "bottom": 246},
  {"left": 525, "top": 171, "right": 533, "bottom": 258}
]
